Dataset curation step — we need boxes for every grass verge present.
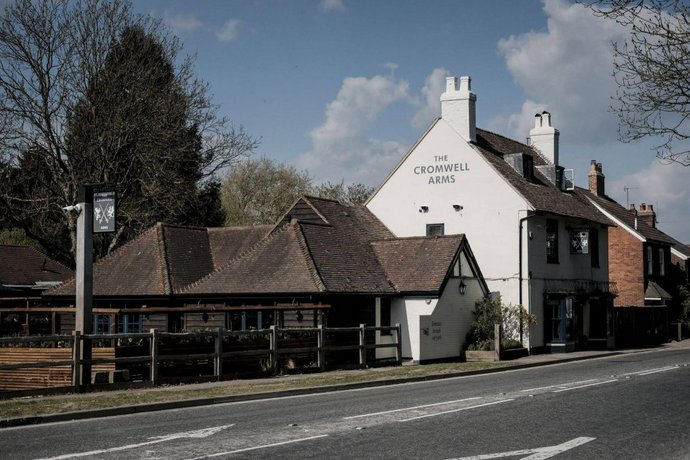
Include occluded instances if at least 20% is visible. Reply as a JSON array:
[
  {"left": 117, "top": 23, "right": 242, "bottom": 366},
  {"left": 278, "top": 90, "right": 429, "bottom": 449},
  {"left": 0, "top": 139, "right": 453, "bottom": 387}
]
[{"left": 0, "top": 361, "right": 513, "bottom": 420}]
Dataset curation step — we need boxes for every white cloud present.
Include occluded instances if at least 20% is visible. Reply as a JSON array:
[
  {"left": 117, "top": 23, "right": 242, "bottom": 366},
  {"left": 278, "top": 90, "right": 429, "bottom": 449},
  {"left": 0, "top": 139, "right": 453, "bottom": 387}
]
[
  {"left": 493, "top": 0, "right": 628, "bottom": 144},
  {"left": 216, "top": 19, "right": 243, "bottom": 42},
  {"left": 610, "top": 161, "right": 690, "bottom": 242},
  {"left": 319, "top": 0, "right": 347, "bottom": 14},
  {"left": 163, "top": 12, "right": 203, "bottom": 34},
  {"left": 297, "top": 74, "right": 410, "bottom": 185},
  {"left": 411, "top": 67, "right": 449, "bottom": 130}
]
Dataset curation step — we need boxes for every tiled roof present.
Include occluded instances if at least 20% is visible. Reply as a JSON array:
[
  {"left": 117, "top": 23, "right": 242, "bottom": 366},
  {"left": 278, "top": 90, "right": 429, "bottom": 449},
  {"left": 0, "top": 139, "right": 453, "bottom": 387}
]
[
  {"left": 580, "top": 188, "right": 677, "bottom": 245},
  {"left": 474, "top": 129, "right": 611, "bottom": 225},
  {"left": 0, "top": 245, "right": 73, "bottom": 290},
  {"left": 185, "top": 220, "right": 325, "bottom": 295},
  {"left": 50, "top": 223, "right": 216, "bottom": 297},
  {"left": 207, "top": 225, "right": 271, "bottom": 269},
  {"left": 668, "top": 236, "right": 690, "bottom": 259},
  {"left": 296, "top": 198, "right": 396, "bottom": 294},
  {"left": 645, "top": 281, "right": 672, "bottom": 300},
  {"left": 48, "top": 198, "right": 475, "bottom": 299},
  {"left": 372, "top": 235, "right": 465, "bottom": 293}
]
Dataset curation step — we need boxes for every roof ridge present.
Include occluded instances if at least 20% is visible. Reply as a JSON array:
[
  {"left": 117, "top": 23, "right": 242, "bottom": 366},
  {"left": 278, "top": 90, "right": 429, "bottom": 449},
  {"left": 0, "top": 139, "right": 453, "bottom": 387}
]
[
  {"left": 19, "top": 245, "right": 74, "bottom": 274},
  {"left": 181, "top": 220, "right": 296, "bottom": 293},
  {"left": 156, "top": 223, "right": 173, "bottom": 295},
  {"left": 372, "top": 234, "right": 465, "bottom": 244},
  {"left": 476, "top": 127, "right": 547, "bottom": 161},
  {"left": 293, "top": 221, "right": 327, "bottom": 292}
]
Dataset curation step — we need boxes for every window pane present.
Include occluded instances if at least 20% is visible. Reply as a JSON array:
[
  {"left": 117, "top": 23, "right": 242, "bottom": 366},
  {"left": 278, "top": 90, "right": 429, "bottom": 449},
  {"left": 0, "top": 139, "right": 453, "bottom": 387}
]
[
  {"left": 426, "top": 223, "right": 444, "bottom": 236},
  {"left": 546, "top": 219, "right": 559, "bottom": 263}
]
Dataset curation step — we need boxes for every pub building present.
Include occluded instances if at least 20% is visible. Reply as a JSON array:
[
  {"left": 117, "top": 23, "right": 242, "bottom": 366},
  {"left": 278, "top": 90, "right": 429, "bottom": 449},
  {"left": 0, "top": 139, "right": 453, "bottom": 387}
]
[{"left": 367, "top": 76, "right": 616, "bottom": 353}]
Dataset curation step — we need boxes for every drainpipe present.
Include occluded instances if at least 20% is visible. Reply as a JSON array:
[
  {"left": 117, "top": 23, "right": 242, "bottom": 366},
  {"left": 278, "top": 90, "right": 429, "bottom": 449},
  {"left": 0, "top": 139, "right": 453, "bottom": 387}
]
[{"left": 519, "top": 211, "right": 540, "bottom": 353}]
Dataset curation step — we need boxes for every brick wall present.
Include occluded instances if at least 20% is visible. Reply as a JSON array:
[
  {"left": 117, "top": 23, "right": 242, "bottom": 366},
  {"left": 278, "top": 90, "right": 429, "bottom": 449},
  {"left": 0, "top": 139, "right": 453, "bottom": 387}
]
[{"left": 609, "top": 227, "right": 645, "bottom": 306}]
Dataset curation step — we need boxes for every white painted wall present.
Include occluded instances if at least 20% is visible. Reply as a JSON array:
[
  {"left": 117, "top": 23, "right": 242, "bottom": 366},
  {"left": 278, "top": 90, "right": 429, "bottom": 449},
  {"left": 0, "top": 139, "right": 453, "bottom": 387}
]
[
  {"left": 368, "top": 118, "right": 610, "bottom": 350},
  {"left": 367, "top": 119, "right": 528, "bottom": 336},
  {"left": 379, "top": 252, "right": 485, "bottom": 362}
]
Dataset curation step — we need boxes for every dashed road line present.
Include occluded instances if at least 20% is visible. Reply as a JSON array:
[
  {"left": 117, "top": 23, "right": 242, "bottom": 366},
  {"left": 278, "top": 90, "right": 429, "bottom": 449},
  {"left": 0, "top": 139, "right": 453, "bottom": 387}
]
[{"left": 399, "top": 399, "right": 515, "bottom": 422}]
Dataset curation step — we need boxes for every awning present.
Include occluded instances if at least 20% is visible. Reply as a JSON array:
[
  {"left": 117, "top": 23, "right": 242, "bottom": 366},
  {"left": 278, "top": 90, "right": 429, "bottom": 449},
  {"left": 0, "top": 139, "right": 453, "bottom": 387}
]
[{"left": 645, "top": 281, "right": 672, "bottom": 301}]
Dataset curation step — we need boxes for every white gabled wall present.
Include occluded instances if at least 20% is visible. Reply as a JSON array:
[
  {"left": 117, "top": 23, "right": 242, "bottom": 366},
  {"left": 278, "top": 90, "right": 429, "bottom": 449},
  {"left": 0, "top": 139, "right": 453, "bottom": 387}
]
[
  {"left": 381, "top": 251, "right": 485, "bottom": 362},
  {"left": 367, "top": 116, "right": 610, "bottom": 350},
  {"left": 367, "top": 119, "right": 529, "bottom": 318}
]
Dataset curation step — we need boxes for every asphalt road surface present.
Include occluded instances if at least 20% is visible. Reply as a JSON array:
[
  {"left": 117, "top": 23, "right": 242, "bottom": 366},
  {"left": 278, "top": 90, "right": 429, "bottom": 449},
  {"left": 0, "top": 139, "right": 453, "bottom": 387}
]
[{"left": 2, "top": 347, "right": 689, "bottom": 459}]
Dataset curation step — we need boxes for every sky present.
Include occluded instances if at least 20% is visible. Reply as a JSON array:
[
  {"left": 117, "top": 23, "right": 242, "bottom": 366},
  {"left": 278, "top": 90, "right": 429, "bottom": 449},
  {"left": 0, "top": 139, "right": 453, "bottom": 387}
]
[{"left": 132, "top": 0, "right": 690, "bottom": 243}]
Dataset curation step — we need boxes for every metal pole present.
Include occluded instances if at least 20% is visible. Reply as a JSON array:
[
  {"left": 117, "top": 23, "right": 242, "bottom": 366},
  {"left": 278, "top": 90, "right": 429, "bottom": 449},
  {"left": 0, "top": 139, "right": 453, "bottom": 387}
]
[
  {"left": 214, "top": 327, "right": 223, "bottom": 379},
  {"left": 317, "top": 324, "right": 325, "bottom": 371},
  {"left": 75, "top": 186, "right": 93, "bottom": 388},
  {"left": 359, "top": 324, "right": 366, "bottom": 368},
  {"left": 150, "top": 328, "right": 158, "bottom": 385}
]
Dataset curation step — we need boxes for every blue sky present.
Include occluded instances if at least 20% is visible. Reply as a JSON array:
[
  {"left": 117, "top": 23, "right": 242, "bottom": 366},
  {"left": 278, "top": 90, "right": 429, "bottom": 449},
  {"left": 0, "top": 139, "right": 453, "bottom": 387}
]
[{"left": 133, "top": 0, "right": 690, "bottom": 242}]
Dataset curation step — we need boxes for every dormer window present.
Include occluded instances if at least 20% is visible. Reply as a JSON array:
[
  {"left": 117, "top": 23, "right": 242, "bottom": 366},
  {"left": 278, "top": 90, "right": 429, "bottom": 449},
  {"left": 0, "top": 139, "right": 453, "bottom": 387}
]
[{"left": 504, "top": 153, "right": 534, "bottom": 180}]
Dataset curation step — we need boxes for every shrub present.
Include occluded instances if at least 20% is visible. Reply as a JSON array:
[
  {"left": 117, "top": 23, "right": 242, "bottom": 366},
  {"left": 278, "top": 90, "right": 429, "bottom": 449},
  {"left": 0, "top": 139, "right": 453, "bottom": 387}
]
[{"left": 465, "top": 295, "right": 537, "bottom": 351}]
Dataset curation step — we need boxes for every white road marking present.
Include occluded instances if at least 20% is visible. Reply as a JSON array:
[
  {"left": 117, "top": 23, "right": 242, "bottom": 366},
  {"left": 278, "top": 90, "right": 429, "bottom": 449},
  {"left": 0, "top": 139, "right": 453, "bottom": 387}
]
[
  {"left": 183, "top": 434, "right": 329, "bottom": 459},
  {"left": 449, "top": 436, "right": 596, "bottom": 459},
  {"left": 399, "top": 399, "right": 515, "bottom": 422},
  {"left": 552, "top": 379, "right": 618, "bottom": 393},
  {"left": 36, "top": 424, "right": 235, "bottom": 460},
  {"left": 343, "top": 397, "right": 482, "bottom": 419},
  {"left": 520, "top": 378, "right": 599, "bottom": 393},
  {"left": 623, "top": 365, "right": 679, "bottom": 376}
]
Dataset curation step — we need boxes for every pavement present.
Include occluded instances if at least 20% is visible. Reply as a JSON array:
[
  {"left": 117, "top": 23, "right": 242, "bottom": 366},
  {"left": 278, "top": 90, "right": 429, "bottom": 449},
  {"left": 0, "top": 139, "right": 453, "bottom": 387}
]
[{"left": 2, "top": 340, "right": 689, "bottom": 429}]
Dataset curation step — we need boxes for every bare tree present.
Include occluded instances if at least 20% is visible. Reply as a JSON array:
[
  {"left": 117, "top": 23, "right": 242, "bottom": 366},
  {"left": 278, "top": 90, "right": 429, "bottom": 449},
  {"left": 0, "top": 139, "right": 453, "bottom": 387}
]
[
  {"left": 221, "top": 157, "right": 312, "bottom": 226},
  {"left": 585, "top": 0, "right": 690, "bottom": 165},
  {"left": 0, "top": 0, "right": 257, "bottom": 264},
  {"left": 312, "top": 180, "right": 375, "bottom": 205}
]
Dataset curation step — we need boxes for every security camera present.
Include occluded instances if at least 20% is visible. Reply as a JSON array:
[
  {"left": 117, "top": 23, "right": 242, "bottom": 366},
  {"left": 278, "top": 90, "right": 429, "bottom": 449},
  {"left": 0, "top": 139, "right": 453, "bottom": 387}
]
[{"left": 61, "top": 204, "right": 81, "bottom": 213}]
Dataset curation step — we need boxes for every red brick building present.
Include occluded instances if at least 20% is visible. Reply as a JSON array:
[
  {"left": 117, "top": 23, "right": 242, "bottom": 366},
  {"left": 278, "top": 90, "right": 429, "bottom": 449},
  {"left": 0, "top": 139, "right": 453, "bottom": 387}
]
[{"left": 581, "top": 161, "right": 688, "bottom": 344}]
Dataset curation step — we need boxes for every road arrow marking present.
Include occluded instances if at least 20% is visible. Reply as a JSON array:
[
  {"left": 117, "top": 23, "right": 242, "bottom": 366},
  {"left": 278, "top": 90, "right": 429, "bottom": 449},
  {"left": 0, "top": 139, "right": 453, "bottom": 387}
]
[
  {"left": 449, "top": 436, "right": 596, "bottom": 460},
  {"left": 36, "top": 423, "right": 235, "bottom": 460}
]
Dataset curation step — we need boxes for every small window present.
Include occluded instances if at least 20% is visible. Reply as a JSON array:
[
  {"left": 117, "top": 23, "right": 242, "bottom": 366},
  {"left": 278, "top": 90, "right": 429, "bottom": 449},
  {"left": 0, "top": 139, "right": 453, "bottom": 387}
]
[
  {"left": 380, "top": 298, "right": 392, "bottom": 336},
  {"left": 659, "top": 248, "right": 665, "bottom": 276},
  {"left": 647, "top": 246, "right": 653, "bottom": 275},
  {"left": 546, "top": 219, "right": 559, "bottom": 264},
  {"left": 426, "top": 223, "right": 444, "bottom": 236},
  {"left": 93, "top": 315, "right": 112, "bottom": 334},
  {"left": 118, "top": 313, "right": 143, "bottom": 333}
]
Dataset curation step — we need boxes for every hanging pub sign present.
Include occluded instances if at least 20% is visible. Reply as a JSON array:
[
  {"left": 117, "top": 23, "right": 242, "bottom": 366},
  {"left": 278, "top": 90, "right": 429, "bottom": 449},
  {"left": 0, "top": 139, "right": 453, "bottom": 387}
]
[{"left": 93, "top": 189, "right": 116, "bottom": 233}]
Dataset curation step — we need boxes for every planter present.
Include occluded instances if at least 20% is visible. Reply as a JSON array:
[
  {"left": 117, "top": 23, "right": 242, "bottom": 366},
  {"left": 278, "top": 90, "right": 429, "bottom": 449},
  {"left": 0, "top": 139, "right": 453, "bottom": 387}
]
[
  {"left": 500, "top": 347, "right": 528, "bottom": 361},
  {"left": 463, "top": 350, "right": 499, "bottom": 362}
]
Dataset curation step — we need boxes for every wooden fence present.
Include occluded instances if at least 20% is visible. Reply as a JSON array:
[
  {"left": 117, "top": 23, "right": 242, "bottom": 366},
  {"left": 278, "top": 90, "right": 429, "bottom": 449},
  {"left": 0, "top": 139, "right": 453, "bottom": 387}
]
[{"left": 0, "top": 324, "right": 401, "bottom": 393}]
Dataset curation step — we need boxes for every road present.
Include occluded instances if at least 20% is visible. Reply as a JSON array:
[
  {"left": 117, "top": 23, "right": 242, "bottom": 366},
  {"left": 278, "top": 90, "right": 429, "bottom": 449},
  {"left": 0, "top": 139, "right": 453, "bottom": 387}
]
[{"left": 2, "top": 348, "right": 689, "bottom": 459}]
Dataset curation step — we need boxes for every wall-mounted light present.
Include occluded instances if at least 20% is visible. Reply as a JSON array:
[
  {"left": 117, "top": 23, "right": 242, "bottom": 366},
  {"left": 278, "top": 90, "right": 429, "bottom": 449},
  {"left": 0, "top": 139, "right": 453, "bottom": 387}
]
[
  {"left": 453, "top": 204, "right": 463, "bottom": 211},
  {"left": 419, "top": 205, "right": 429, "bottom": 213},
  {"left": 459, "top": 279, "right": 467, "bottom": 295}
]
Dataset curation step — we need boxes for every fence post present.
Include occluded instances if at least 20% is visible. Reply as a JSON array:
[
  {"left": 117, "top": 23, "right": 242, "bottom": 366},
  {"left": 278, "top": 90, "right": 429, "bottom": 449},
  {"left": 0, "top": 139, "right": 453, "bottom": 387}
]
[
  {"left": 150, "top": 329, "right": 158, "bottom": 385},
  {"left": 395, "top": 323, "right": 402, "bottom": 365},
  {"left": 317, "top": 324, "right": 325, "bottom": 372},
  {"left": 678, "top": 322, "right": 683, "bottom": 342},
  {"left": 359, "top": 324, "right": 366, "bottom": 368},
  {"left": 72, "top": 330, "right": 81, "bottom": 388},
  {"left": 269, "top": 325, "right": 278, "bottom": 375},
  {"left": 494, "top": 323, "right": 502, "bottom": 361},
  {"left": 214, "top": 327, "right": 223, "bottom": 379}
]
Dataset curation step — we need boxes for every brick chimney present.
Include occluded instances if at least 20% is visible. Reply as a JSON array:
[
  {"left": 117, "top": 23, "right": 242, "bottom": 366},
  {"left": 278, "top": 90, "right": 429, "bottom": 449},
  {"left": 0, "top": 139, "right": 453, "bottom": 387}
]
[
  {"left": 588, "top": 160, "right": 605, "bottom": 196},
  {"left": 529, "top": 111, "right": 559, "bottom": 166},
  {"left": 440, "top": 76, "right": 476, "bottom": 143},
  {"left": 638, "top": 203, "right": 656, "bottom": 228}
]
